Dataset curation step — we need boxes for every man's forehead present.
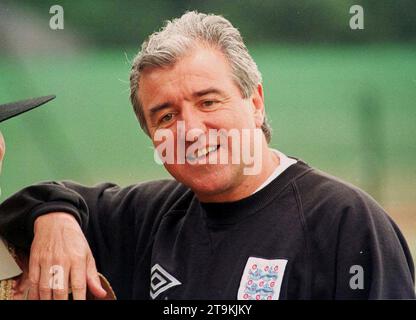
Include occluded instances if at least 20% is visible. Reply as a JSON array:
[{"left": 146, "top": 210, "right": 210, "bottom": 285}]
[
  {"left": 142, "top": 48, "right": 229, "bottom": 82},
  {"left": 139, "top": 48, "right": 235, "bottom": 108},
  {"left": 142, "top": 80, "right": 225, "bottom": 113}
]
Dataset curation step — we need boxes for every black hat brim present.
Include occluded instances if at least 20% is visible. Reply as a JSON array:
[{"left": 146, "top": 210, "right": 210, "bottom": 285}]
[{"left": 0, "top": 95, "right": 56, "bottom": 123}]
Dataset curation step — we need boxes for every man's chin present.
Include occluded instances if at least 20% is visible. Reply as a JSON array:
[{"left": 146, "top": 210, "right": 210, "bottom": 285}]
[
  {"left": 178, "top": 176, "right": 233, "bottom": 201},
  {"left": 191, "top": 186, "right": 231, "bottom": 203},
  {"left": 165, "top": 163, "right": 242, "bottom": 198}
]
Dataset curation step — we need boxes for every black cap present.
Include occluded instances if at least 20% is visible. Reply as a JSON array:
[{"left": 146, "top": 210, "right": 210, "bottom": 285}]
[{"left": 0, "top": 95, "right": 56, "bottom": 123}]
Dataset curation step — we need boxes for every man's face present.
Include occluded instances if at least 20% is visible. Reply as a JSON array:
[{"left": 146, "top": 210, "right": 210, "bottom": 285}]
[{"left": 138, "top": 46, "right": 265, "bottom": 201}]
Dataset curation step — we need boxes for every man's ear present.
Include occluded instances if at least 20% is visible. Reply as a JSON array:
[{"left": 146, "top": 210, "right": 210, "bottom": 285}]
[
  {"left": 251, "top": 83, "right": 265, "bottom": 128},
  {"left": 0, "top": 132, "right": 5, "bottom": 174}
]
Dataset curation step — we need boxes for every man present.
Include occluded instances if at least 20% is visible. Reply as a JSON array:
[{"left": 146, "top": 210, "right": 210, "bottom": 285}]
[{"left": 0, "top": 11, "right": 414, "bottom": 300}]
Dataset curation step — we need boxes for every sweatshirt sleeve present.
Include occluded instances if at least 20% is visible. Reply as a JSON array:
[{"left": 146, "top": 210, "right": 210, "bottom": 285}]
[
  {"left": 0, "top": 179, "right": 184, "bottom": 252},
  {"left": 0, "top": 180, "right": 91, "bottom": 250},
  {"left": 0, "top": 179, "right": 186, "bottom": 298},
  {"left": 298, "top": 171, "right": 415, "bottom": 300},
  {"left": 332, "top": 191, "right": 416, "bottom": 299}
]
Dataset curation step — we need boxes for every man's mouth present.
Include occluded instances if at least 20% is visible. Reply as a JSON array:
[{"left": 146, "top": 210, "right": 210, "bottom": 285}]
[{"left": 186, "top": 145, "right": 219, "bottom": 162}]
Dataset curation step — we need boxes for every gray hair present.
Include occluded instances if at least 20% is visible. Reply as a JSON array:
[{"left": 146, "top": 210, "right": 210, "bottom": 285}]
[{"left": 129, "top": 11, "right": 272, "bottom": 143}]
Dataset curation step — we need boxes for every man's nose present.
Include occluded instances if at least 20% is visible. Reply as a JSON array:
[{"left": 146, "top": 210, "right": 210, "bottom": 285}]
[{"left": 181, "top": 107, "right": 207, "bottom": 141}]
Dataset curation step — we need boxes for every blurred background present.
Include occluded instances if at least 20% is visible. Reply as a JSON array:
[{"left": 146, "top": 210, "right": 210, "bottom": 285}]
[{"left": 0, "top": 1, "right": 415, "bottom": 261}]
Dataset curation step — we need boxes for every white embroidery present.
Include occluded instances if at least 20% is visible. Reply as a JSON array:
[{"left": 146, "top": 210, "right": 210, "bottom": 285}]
[{"left": 238, "top": 257, "right": 288, "bottom": 300}]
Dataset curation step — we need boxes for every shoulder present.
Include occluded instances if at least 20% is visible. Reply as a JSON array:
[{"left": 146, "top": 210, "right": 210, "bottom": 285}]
[
  {"left": 121, "top": 179, "right": 187, "bottom": 197},
  {"left": 291, "top": 166, "right": 415, "bottom": 298},
  {"left": 292, "top": 167, "right": 395, "bottom": 243},
  {"left": 125, "top": 180, "right": 196, "bottom": 223},
  {"left": 294, "top": 167, "right": 385, "bottom": 215},
  {"left": 94, "top": 178, "right": 193, "bottom": 213}
]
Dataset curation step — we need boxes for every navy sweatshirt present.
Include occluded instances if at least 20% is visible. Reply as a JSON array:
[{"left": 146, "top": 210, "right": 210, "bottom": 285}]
[{"left": 0, "top": 160, "right": 414, "bottom": 299}]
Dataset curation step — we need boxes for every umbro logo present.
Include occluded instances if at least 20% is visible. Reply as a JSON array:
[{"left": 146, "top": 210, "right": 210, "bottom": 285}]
[{"left": 150, "top": 264, "right": 181, "bottom": 299}]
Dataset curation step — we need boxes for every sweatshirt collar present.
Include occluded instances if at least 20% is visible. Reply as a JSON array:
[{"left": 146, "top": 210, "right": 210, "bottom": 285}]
[
  {"left": 253, "top": 149, "right": 298, "bottom": 194},
  {"left": 199, "top": 159, "right": 311, "bottom": 226}
]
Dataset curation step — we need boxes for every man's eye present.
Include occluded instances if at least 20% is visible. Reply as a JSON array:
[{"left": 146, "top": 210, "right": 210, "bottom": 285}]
[
  {"left": 202, "top": 100, "right": 218, "bottom": 108},
  {"left": 160, "top": 113, "right": 174, "bottom": 123}
]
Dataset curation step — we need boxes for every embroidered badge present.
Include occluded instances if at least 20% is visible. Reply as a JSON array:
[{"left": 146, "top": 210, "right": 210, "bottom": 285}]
[
  {"left": 238, "top": 257, "right": 288, "bottom": 300},
  {"left": 150, "top": 264, "right": 181, "bottom": 299}
]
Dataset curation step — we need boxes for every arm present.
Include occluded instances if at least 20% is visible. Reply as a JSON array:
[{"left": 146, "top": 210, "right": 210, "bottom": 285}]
[
  {"left": 333, "top": 196, "right": 415, "bottom": 299},
  {"left": 0, "top": 179, "right": 184, "bottom": 299},
  {"left": 0, "top": 181, "right": 89, "bottom": 251},
  {"left": 0, "top": 181, "right": 118, "bottom": 300},
  {"left": 298, "top": 171, "right": 415, "bottom": 299}
]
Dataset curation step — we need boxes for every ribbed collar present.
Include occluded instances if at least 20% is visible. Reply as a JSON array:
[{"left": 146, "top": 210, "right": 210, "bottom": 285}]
[{"left": 199, "top": 159, "right": 312, "bottom": 226}]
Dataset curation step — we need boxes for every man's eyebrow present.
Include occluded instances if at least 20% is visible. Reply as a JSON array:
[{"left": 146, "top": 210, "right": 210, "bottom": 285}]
[
  {"left": 149, "top": 102, "right": 172, "bottom": 115},
  {"left": 149, "top": 88, "right": 224, "bottom": 115},
  {"left": 193, "top": 88, "right": 226, "bottom": 97}
]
